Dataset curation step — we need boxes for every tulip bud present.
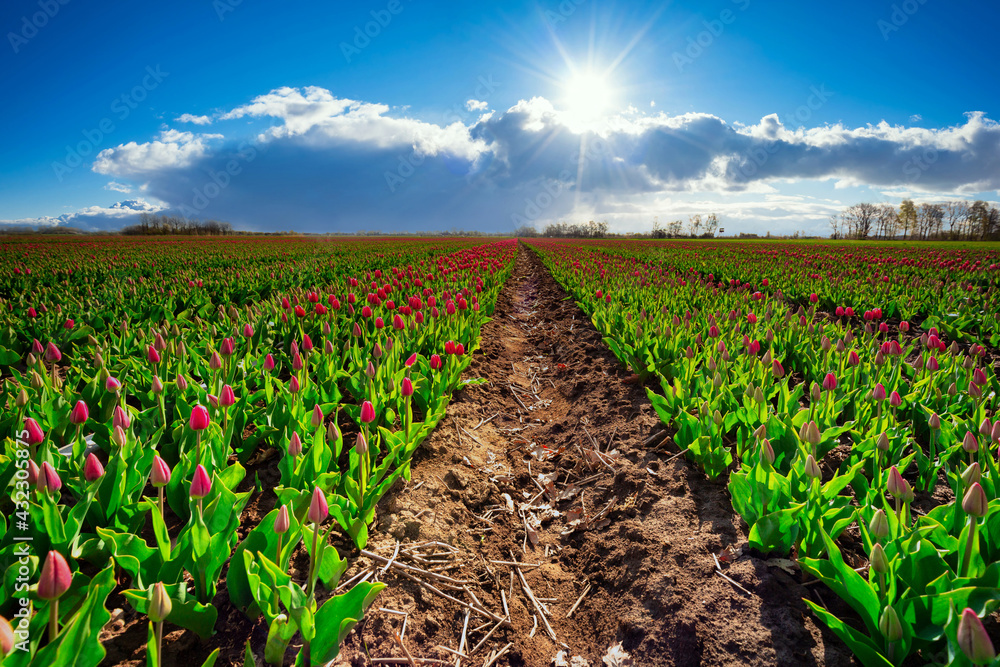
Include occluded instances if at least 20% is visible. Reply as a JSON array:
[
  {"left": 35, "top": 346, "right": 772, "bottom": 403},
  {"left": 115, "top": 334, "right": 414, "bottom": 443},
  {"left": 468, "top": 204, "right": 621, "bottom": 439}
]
[
  {"left": 973, "top": 368, "right": 988, "bottom": 386},
  {"left": 24, "top": 417, "right": 44, "bottom": 445},
  {"left": 44, "top": 342, "right": 62, "bottom": 363},
  {"left": 360, "top": 401, "right": 376, "bottom": 424},
  {"left": 37, "top": 550, "right": 72, "bottom": 601},
  {"left": 401, "top": 377, "right": 414, "bottom": 397},
  {"left": 189, "top": 405, "right": 210, "bottom": 431},
  {"left": 190, "top": 465, "right": 212, "bottom": 499},
  {"left": 759, "top": 438, "right": 775, "bottom": 465},
  {"left": 151, "top": 455, "right": 171, "bottom": 487},
  {"left": 288, "top": 432, "right": 303, "bottom": 457},
  {"left": 105, "top": 376, "right": 122, "bottom": 393},
  {"left": 27, "top": 460, "right": 39, "bottom": 487},
  {"left": 275, "top": 505, "right": 291, "bottom": 534},
  {"left": 980, "top": 418, "right": 993, "bottom": 438},
  {"left": 148, "top": 582, "right": 172, "bottom": 623},
  {"left": 970, "top": 382, "right": 982, "bottom": 399},
  {"left": 84, "top": 453, "right": 104, "bottom": 483},
  {"left": 263, "top": 354, "right": 275, "bottom": 371},
  {"left": 38, "top": 461, "right": 61, "bottom": 494},
  {"left": 795, "top": 450, "right": 821, "bottom": 480},
  {"left": 209, "top": 351, "right": 223, "bottom": 370},
  {"left": 176, "top": 373, "right": 189, "bottom": 392},
  {"left": 879, "top": 606, "right": 902, "bottom": 643},
  {"left": 220, "top": 384, "right": 236, "bottom": 408},
  {"left": 889, "top": 391, "right": 902, "bottom": 408},
  {"left": 870, "top": 543, "right": 889, "bottom": 573},
  {"left": 430, "top": 354, "right": 442, "bottom": 370},
  {"left": 307, "top": 486, "right": 328, "bottom": 524},
  {"left": 810, "top": 383, "right": 822, "bottom": 403},
  {"left": 405, "top": 353, "right": 417, "bottom": 367},
  {"left": 869, "top": 509, "right": 889, "bottom": 540},
  {"left": 928, "top": 412, "right": 941, "bottom": 430},
  {"left": 311, "top": 404, "right": 324, "bottom": 428},
  {"left": 963, "top": 431, "right": 979, "bottom": 453},
  {"left": 0, "top": 615, "right": 13, "bottom": 657},
  {"left": 948, "top": 382, "right": 958, "bottom": 396},
  {"left": 876, "top": 432, "right": 890, "bottom": 451},
  {"left": 27, "top": 353, "right": 37, "bottom": 367},
  {"left": 993, "top": 421, "right": 1000, "bottom": 443},
  {"left": 962, "top": 462, "right": 982, "bottom": 489},
  {"left": 16, "top": 388, "right": 29, "bottom": 408},
  {"left": 962, "top": 482, "right": 988, "bottom": 518},
  {"left": 113, "top": 405, "right": 131, "bottom": 430},
  {"left": 288, "top": 376, "right": 300, "bottom": 394},
  {"left": 958, "top": 608, "right": 997, "bottom": 664},
  {"left": 355, "top": 431, "right": 368, "bottom": 455},
  {"left": 69, "top": 400, "right": 89, "bottom": 425}
]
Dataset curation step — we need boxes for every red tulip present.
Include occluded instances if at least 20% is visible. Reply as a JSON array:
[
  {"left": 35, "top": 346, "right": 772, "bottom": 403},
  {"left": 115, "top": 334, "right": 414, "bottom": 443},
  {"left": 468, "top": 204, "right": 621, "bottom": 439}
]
[
  {"left": 105, "top": 376, "right": 122, "bottom": 392},
  {"left": 963, "top": 431, "right": 979, "bottom": 453},
  {"left": 32, "top": 339, "right": 44, "bottom": 355},
  {"left": 294, "top": 305, "right": 306, "bottom": 318},
  {"left": 889, "top": 391, "right": 902, "bottom": 407},
  {"left": 302, "top": 335, "right": 314, "bottom": 353},
  {"left": 151, "top": 455, "right": 171, "bottom": 487},
  {"left": 37, "top": 551, "right": 71, "bottom": 600},
  {"left": 24, "top": 417, "right": 44, "bottom": 445},
  {"left": 771, "top": 359, "right": 785, "bottom": 378},
  {"left": 430, "top": 354, "right": 442, "bottom": 370},
  {"left": 957, "top": 608, "right": 996, "bottom": 663},
  {"left": 405, "top": 352, "right": 417, "bottom": 367},
  {"left": 375, "top": 316, "right": 385, "bottom": 329},
  {"left": 307, "top": 487, "right": 328, "bottom": 524},
  {"left": 190, "top": 465, "right": 212, "bottom": 499},
  {"left": 83, "top": 453, "right": 104, "bottom": 483},
  {"left": 209, "top": 351, "right": 223, "bottom": 369},
  {"left": 401, "top": 377, "right": 414, "bottom": 397},
  {"left": 360, "top": 401, "right": 376, "bottom": 424},
  {"left": 809, "top": 293, "right": 818, "bottom": 303},
  {"left": 263, "top": 354, "right": 275, "bottom": 371},
  {"left": 152, "top": 376, "right": 164, "bottom": 394},
  {"left": 113, "top": 405, "right": 131, "bottom": 430},
  {"left": 288, "top": 431, "right": 303, "bottom": 457},
  {"left": 44, "top": 342, "right": 61, "bottom": 363},
  {"left": 872, "top": 384, "right": 886, "bottom": 401},
  {"left": 69, "top": 400, "right": 89, "bottom": 425},
  {"left": 822, "top": 373, "right": 837, "bottom": 392},
  {"left": 847, "top": 351, "right": 860, "bottom": 366},
  {"left": 456, "top": 343, "right": 465, "bottom": 355},
  {"left": 243, "top": 323, "right": 254, "bottom": 338},
  {"left": 220, "top": 337, "right": 235, "bottom": 356},
  {"left": 37, "top": 461, "right": 61, "bottom": 494},
  {"left": 444, "top": 341, "right": 456, "bottom": 355},
  {"left": 288, "top": 376, "right": 300, "bottom": 394},
  {"left": 147, "top": 345, "right": 161, "bottom": 364},
  {"left": 973, "top": 368, "right": 988, "bottom": 386},
  {"left": 189, "top": 405, "right": 210, "bottom": 431},
  {"left": 220, "top": 385, "right": 236, "bottom": 407},
  {"left": 275, "top": 505, "right": 291, "bottom": 534}
]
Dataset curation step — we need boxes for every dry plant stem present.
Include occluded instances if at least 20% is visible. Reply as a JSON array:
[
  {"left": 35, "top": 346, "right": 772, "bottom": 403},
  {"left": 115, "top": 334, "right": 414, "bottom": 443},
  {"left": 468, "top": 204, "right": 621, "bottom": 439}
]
[
  {"left": 470, "top": 619, "right": 506, "bottom": 655},
  {"left": 361, "top": 550, "right": 472, "bottom": 586},
  {"left": 372, "top": 660, "right": 450, "bottom": 665},
  {"left": 482, "top": 643, "right": 513, "bottom": 667},
  {"left": 393, "top": 632, "right": 418, "bottom": 667},
  {"left": 566, "top": 583, "right": 592, "bottom": 617},
  {"left": 513, "top": 562, "right": 559, "bottom": 643},
  {"left": 393, "top": 569, "right": 508, "bottom": 626}
]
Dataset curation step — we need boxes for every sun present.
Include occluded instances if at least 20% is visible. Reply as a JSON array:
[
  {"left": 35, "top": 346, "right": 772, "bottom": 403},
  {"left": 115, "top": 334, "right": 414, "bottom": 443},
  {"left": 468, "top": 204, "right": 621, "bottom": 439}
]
[{"left": 560, "top": 69, "right": 614, "bottom": 128}]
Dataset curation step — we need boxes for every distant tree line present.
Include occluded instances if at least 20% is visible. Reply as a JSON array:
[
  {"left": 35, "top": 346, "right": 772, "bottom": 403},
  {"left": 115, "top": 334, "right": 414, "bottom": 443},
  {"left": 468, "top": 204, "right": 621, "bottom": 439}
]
[
  {"left": 831, "top": 200, "right": 1000, "bottom": 241},
  {"left": 120, "top": 213, "right": 233, "bottom": 236},
  {"left": 514, "top": 220, "right": 610, "bottom": 238},
  {"left": 648, "top": 213, "right": 720, "bottom": 239}
]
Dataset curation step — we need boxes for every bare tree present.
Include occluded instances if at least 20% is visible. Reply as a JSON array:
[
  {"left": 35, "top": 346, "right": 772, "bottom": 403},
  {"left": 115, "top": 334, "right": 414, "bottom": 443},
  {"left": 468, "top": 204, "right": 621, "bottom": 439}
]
[
  {"left": 898, "top": 200, "right": 917, "bottom": 240},
  {"left": 704, "top": 213, "right": 719, "bottom": 237},
  {"left": 944, "top": 200, "right": 970, "bottom": 240},
  {"left": 688, "top": 214, "right": 702, "bottom": 238},
  {"left": 843, "top": 203, "right": 878, "bottom": 239},
  {"left": 875, "top": 204, "right": 897, "bottom": 240}
]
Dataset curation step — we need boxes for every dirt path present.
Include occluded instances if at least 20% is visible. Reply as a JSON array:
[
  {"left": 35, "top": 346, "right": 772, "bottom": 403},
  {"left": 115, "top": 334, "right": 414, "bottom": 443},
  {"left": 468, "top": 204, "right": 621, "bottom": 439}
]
[{"left": 341, "top": 244, "right": 854, "bottom": 667}]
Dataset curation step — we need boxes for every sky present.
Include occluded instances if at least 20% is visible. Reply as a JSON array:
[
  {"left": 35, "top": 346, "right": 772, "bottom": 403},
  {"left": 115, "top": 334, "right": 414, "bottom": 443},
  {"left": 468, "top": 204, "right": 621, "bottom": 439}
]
[{"left": 1, "top": 0, "right": 999, "bottom": 236}]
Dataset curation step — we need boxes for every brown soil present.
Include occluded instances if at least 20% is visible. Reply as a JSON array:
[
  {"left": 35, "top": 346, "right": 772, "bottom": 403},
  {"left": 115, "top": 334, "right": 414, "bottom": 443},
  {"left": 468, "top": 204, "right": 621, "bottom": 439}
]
[
  {"left": 99, "top": 243, "right": 857, "bottom": 666},
  {"left": 333, "top": 245, "right": 855, "bottom": 667}
]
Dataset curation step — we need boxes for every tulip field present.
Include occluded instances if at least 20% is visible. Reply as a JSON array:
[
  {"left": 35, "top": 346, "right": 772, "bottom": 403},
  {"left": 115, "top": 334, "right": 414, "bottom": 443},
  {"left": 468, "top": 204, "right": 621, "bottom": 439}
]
[
  {"left": 0, "top": 235, "right": 515, "bottom": 666},
  {"left": 1, "top": 234, "right": 1000, "bottom": 666},
  {"left": 528, "top": 238, "right": 1000, "bottom": 666}
]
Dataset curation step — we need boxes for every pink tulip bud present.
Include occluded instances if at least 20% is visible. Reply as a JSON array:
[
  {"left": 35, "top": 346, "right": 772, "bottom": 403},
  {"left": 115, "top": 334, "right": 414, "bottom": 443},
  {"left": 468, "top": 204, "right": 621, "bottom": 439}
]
[
  {"left": 24, "top": 418, "right": 44, "bottom": 445},
  {"left": 220, "top": 385, "right": 236, "bottom": 407},
  {"left": 152, "top": 375, "right": 164, "bottom": 394},
  {"left": 405, "top": 353, "right": 417, "bottom": 367},
  {"left": 147, "top": 345, "right": 161, "bottom": 364},
  {"left": 190, "top": 464, "right": 212, "bottom": 499},
  {"left": 311, "top": 405, "right": 324, "bottom": 428},
  {"left": 220, "top": 337, "right": 235, "bottom": 356},
  {"left": 360, "top": 401, "right": 376, "bottom": 424},
  {"left": 32, "top": 339, "right": 44, "bottom": 355},
  {"left": 822, "top": 373, "right": 837, "bottom": 392},
  {"left": 889, "top": 391, "right": 902, "bottom": 408},
  {"left": 263, "top": 354, "right": 275, "bottom": 371},
  {"left": 288, "top": 376, "right": 300, "bottom": 394},
  {"left": 189, "top": 405, "right": 210, "bottom": 431},
  {"left": 111, "top": 425, "right": 127, "bottom": 449},
  {"left": 307, "top": 486, "right": 328, "bottom": 524},
  {"left": 149, "top": 582, "right": 172, "bottom": 624},
  {"left": 37, "top": 461, "right": 61, "bottom": 494},
  {"left": 962, "top": 482, "right": 988, "bottom": 518},
  {"left": 929, "top": 412, "right": 941, "bottom": 430},
  {"left": 302, "top": 335, "right": 314, "bottom": 353},
  {"left": 69, "top": 400, "right": 89, "bottom": 425},
  {"left": 980, "top": 418, "right": 993, "bottom": 438},
  {"left": 151, "top": 455, "right": 171, "bottom": 487},
  {"left": 958, "top": 608, "right": 997, "bottom": 663},
  {"left": 430, "top": 354, "right": 442, "bottom": 370},
  {"left": 84, "top": 453, "right": 104, "bottom": 483},
  {"left": 963, "top": 431, "right": 980, "bottom": 453},
  {"left": 872, "top": 384, "right": 886, "bottom": 402},
  {"left": 176, "top": 373, "right": 189, "bottom": 391},
  {"left": 37, "top": 550, "right": 72, "bottom": 601},
  {"left": 243, "top": 323, "right": 254, "bottom": 338},
  {"left": 355, "top": 431, "right": 368, "bottom": 455},
  {"left": 209, "top": 351, "right": 223, "bottom": 370},
  {"left": 274, "top": 505, "right": 290, "bottom": 534},
  {"left": 401, "top": 377, "right": 414, "bottom": 397},
  {"left": 353, "top": 322, "right": 363, "bottom": 337},
  {"left": 105, "top": 376, "right": 122, "bottom": 393},
  {"left": 973, "top": 368, "right": 988, "bottom": 386},
  {"left": 113, "top": 405, "right": 131, "bottom": 430},
  {"left": 887, "top": 466, "right": 913, "bottom": 502},
  {"left": 207, "top": 394, "right": 220, "bottom": 409},
  {"left": 44, "top": 342, "right": 61, "bottom": 363},
  {"left": 288, "top": 431, "right": 303, "bottom": 457},
  {"left": 0, "top": 615, "right": 14, "bottom": 657}
]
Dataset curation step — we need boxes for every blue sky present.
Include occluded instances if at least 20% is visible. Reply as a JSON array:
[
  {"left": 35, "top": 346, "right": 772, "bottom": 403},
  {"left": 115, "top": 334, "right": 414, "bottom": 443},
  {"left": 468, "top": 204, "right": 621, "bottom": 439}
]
[{"left": 1, "top": 0, "right": 998, "bottom": 235}]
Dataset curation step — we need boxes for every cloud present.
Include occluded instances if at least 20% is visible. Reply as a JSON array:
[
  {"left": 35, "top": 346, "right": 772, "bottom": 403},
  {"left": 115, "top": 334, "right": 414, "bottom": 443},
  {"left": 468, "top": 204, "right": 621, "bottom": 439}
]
[
  {"left": 176, "top": 113, "right": 213, "bottom": 125},
  {"left": 909, "top": 114, "right": 923, "bottom": 123},
  {"left": 1, "top": 199, "right": 165, "bottom": 231},
  {"left": 79, "top": 86, "right": 1000, "bottom": 233},
  {"left": 104, "top": 181, "right": 132, "bottom": 193},
  {"left": 466, "top": 99, "right": 489, "bottom": 112}
]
